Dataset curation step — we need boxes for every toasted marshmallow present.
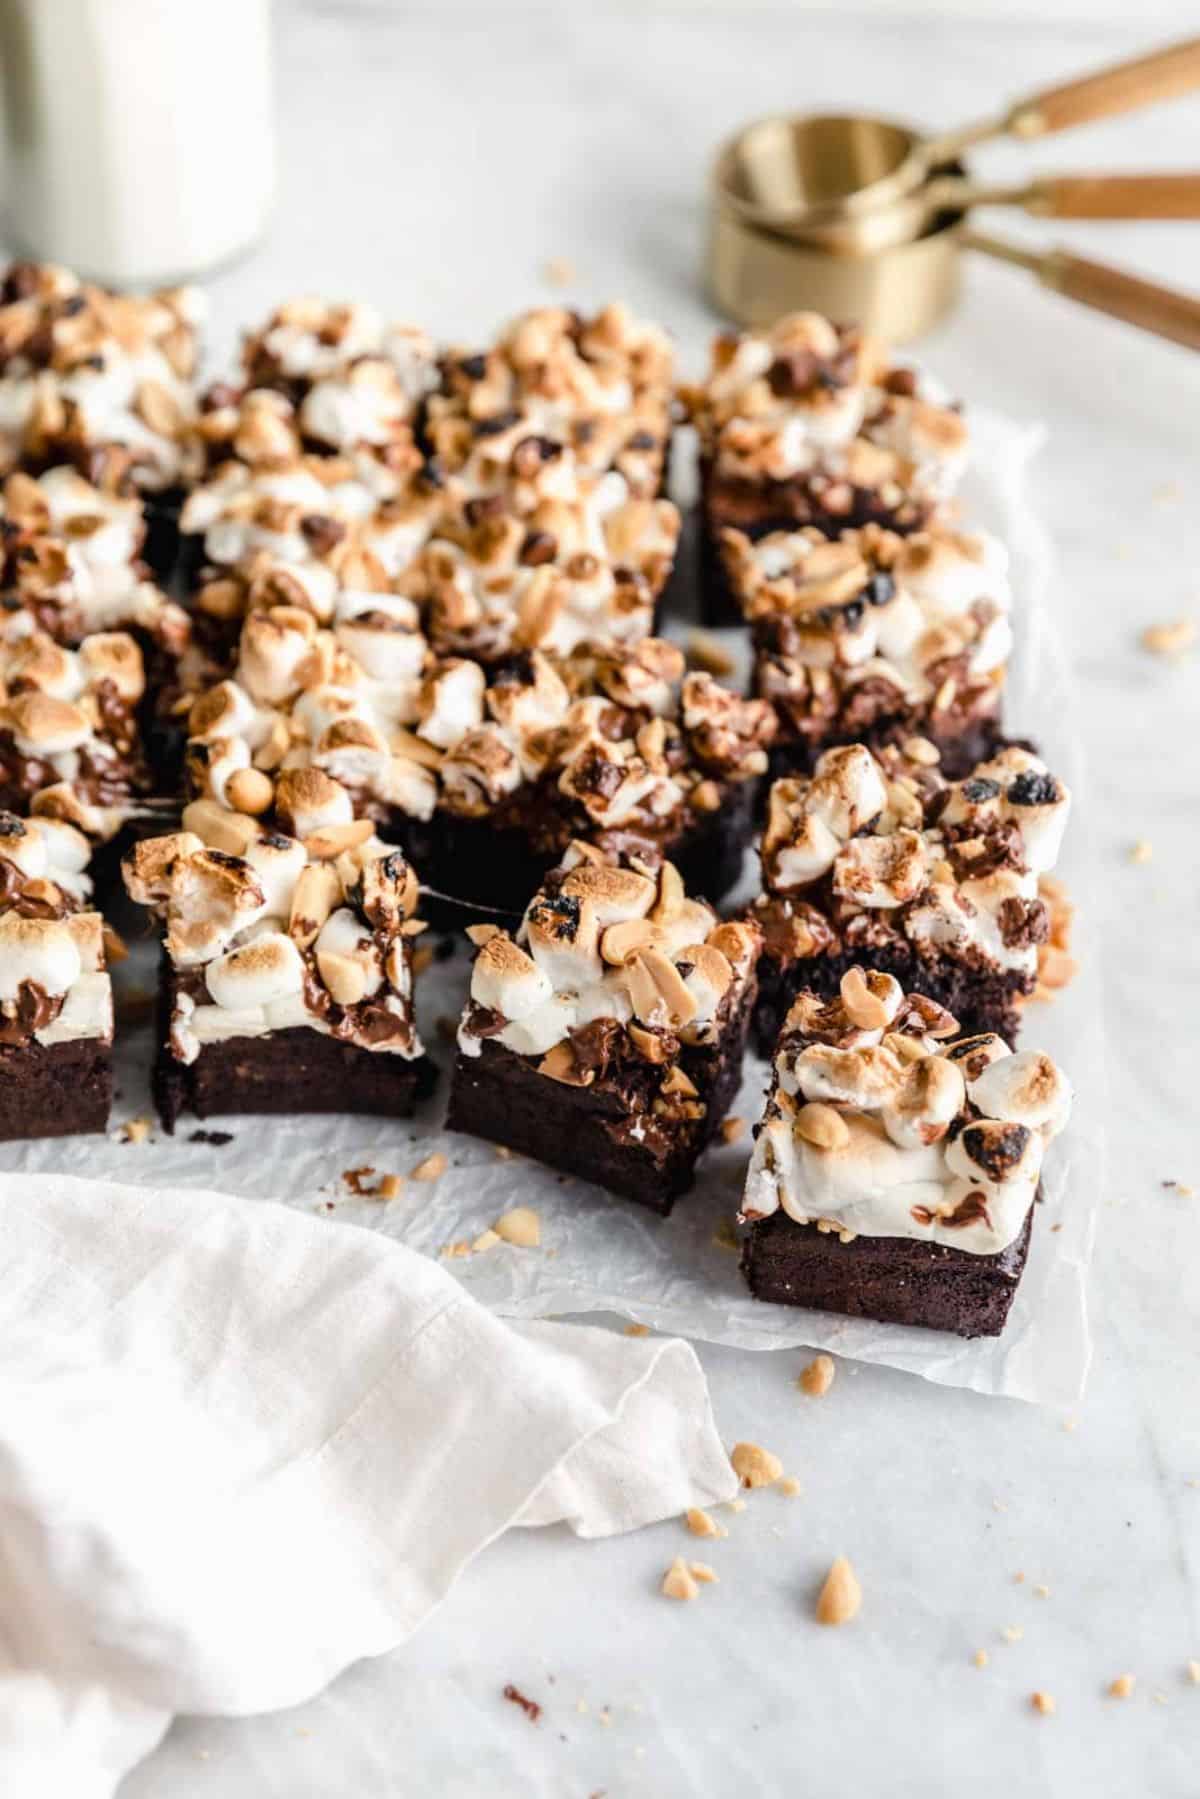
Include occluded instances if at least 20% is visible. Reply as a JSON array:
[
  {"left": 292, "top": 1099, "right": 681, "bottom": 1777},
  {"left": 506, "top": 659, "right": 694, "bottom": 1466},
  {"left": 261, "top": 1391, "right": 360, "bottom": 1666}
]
[
  {"left": 526, "top": 891, "right": 603, "bottom": 988},
  {"left": 242, "top": 833, "right": 309, "bottom": 920},
  {"left": 969, "top": 1049, "right": 1072, "bottom": 1137},
  {"left": 946, "top": 1117, "right": 1042, "bottom": 1189},
  {"left": 274, "top": 768, "right": 354, "bottom": 838},
  {"left": 881, "top": 1054, "right": 965, "bottom": 1150},
  {"left": 206, "top": 930, "right": 306, "bottom": 1011},
  {"left": 832, "top": 830, "right": 928, "bottom": 908},
  {"left": 470, "top": 934, "right": 552, "bottom": 1020},
  {"left": 0, "top": 913, "right": 82, "bottom": 999}
]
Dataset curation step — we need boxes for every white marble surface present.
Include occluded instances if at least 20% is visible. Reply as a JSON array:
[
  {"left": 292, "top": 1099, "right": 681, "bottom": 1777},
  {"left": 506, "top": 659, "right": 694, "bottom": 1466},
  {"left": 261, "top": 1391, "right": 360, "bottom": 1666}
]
[{"left": 33, "top": 3, "right": 1200, "bottom": 1792}]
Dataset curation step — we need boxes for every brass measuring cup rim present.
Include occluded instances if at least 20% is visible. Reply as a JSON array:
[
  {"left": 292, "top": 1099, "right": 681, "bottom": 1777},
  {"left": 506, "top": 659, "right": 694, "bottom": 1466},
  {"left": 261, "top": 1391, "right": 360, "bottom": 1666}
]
[{"left": 713, "top": 110, "right": 939, "bottom": 238}]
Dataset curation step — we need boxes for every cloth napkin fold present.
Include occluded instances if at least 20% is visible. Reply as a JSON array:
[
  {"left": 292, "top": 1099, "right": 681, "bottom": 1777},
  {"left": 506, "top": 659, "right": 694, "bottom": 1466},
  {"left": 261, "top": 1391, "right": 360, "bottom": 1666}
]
[{"left": 0, "top": 1173, "right": 736, "bottom": 1798}]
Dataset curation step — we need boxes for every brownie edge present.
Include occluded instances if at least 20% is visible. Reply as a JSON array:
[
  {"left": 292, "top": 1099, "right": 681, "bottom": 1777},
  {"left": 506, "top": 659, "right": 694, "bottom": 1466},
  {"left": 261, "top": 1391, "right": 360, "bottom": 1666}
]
[{"left": 740, "top": 1205, "right": 1035, "bottom": 1339}]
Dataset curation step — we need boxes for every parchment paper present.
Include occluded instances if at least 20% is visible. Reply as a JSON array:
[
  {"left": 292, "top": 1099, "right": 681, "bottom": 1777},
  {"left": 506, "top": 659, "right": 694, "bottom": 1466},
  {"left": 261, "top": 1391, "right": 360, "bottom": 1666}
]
[{"left": 0, "top": 410, "right": 1102, "bottom": 1404}]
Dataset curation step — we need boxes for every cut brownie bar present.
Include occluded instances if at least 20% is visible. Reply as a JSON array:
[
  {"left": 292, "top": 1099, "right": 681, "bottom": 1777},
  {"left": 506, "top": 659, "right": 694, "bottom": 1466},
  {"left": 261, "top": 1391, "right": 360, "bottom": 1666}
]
[
  {"left": 0, "top": 810, "right": 114, "bottom": 1139},
  {"left": 686, "top": 312, "right": 968, "bottom": 622},
  {"left": 447, "top": 844, "right": 760, "bottom": 1211},
  {"left": 0, "top": 260, "right": 203, "bottom": 584},
  {"left": 122, "top": 803, "right": 435, "bottom": 1132},
  {"left": 184, "top": 629, "right": 772, "bottom": 912},
  {"left": 749, "top": 740, "right": 1070, "bottom": 1052},
  {"left": 0, "top": 627, "right": 157, "bottom": 840},
  {"left": 739, "top": 973, "right": 1071, "bottom": 1336},
  {"left": 720, "top": 521, "right": 1011, "bottom": 778},
  {"left": 425, "top": 303, "right": 676, "bottom": 501}
]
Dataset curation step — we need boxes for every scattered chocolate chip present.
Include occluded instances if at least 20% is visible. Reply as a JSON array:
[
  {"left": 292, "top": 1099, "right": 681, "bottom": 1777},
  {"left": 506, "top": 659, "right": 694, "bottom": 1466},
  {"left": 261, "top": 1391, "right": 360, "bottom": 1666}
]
[{"left": 187, "top": 1129, "right": 234, "bottom": 1146}]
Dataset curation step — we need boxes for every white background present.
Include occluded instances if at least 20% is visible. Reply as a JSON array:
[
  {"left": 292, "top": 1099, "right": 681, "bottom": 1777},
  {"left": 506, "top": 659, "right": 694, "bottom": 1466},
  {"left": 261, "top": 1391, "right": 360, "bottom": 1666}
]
[{"left": 16, "top": 1, "right": 1200, "bottom": 1792}]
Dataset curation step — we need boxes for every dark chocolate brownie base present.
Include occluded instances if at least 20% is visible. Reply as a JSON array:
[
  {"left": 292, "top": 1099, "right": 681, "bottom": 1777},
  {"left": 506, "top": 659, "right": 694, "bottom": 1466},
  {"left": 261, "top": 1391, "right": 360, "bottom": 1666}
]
[
  {"left": 740, "top": 1205, "right": 1034, "bottom": 1338},
  {"left": 446, "top": 981, "right": 756, "bottom": 1213},
  {"left": 0, "top": 1033, "right": 112, "bottom": 1140},
  {"left": 153, "top": 1022, "right": 437, "bottom": 1134},
  {"left": 400, "top": 780, "right": 757, "bottom": 926},
  {"left": 752, "top": 942, "right": 1027, "bottom": 1058}
]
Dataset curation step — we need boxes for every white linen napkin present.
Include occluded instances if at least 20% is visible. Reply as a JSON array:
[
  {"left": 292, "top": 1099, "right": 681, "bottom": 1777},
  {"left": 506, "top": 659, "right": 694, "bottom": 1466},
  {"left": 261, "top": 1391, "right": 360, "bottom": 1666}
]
[{"left": 0, "top": 1173, "right": 736, "bottom": 1798}]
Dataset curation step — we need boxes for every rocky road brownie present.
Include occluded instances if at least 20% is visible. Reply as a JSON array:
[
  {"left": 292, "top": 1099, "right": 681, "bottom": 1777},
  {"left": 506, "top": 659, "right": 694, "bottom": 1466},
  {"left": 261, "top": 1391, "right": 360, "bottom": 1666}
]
[
  {"left": 448, "top": 843, "right": 760, "bottom": 1211},
  {"left": 721, "top": 520, "right": 1011, "bottom": 778},
  {"left": 0, "top": 627, "right": 157, "bottom": 842},
  {"left": 687, "top": 312, "right": 968, "bottom": 622},
  {"left": 425, "top": 303, "right": 676, "bottom": 501},
  {"left": 122, "top": 800, "right": 435, "bottom": 1132},
  {"left": 0, "top": 809, "right": 114, "bottom": 1139},
  {"left": 0, "top": 261, "right": 204, "bottom": 583},
  {"left": 750, "top": 741, "right": 1070, "bottom": 1053},
  {"left": 184, "top": 625, "right": 773, "bottom": 913},
  {"left": 739, "top": 973, "right": 1071, "bottom": 1337}
]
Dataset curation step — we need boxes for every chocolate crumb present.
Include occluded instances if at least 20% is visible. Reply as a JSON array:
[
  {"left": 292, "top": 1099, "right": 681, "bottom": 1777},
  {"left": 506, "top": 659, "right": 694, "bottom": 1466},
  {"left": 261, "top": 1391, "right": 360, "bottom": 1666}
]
[
  {"left": 503, "top": 1683, "right": 541, "bottom": 1723},
  {"left": 342, "top": 1165, "right": 376, "bottom": 1195},
  {"left": 188, "top": 1129, "right": 234, "bottom": 1146}
]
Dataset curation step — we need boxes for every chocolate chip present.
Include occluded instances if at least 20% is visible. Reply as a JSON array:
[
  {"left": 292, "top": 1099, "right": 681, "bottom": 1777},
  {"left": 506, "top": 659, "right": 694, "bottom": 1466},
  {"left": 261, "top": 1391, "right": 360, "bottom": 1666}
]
[
  {"left": 881, "top": 367, "right": 918, "bottom": 398},
  {"left": 458, "top": 353, "right": 487, "bottom": 380},
  {"left": 864, "top": 572, "right": 895, "bottom": 607},
  {"left": 300, "top": 513, "right": 345, "bottom": 555},
  {"left": 960, "top": 776, "right": 1001, "bottom": 804},
  {"left": 1008, "top": 770, "right": 1060, "bottom": 807}
]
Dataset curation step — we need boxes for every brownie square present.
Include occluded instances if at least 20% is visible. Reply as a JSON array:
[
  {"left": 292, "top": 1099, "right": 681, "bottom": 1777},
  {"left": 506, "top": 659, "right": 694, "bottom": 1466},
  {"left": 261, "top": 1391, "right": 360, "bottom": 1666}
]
[
  {"left": 123, "top": 819, "right": 436, "bottom": 1133},
  {"left": 718, "top": 521, "right": 1012, "bottom": 780},
  {"left": 447, "top": 847, "right": 760, "bottom": 1212},
  {"left": 738, "top": 973, "right": 1071, "bottom": 1337},
  {"left": 689, "top": 313, "right": 968, "bottom": 624},
  {"left": 749, "top": 741, "right": 1070, "bottom": 1054}
]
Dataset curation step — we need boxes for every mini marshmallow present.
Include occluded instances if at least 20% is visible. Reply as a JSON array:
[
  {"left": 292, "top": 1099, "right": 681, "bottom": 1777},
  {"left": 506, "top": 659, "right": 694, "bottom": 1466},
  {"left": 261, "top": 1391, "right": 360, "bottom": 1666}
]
[
  {"left": 417, "top": 658, "right": 486, "bottom": 749},
  {"left": 526, "top": 892, "right": 604, "bottom": 989},
  {"left": 880, "top": 1054, "right": 965, "bottom": 1151},
  {"left": 791, "top": 1041, "right": 902, "bottom": 1109},
  {"left": 0, "top": 913, "right": 82, "bottom": 1000},
  {"left": 946, "top": 1117, "right": 1042, "bottom": 1190},
  {"left": 242, "top": 833, "right": 309, "bottom": 920},
  {"left": 274, "top": 768, "right": 354, "bottom": 838},
  {"left": 832, "top": 831, "right": 928, "bottom": 909},
  {"left": 470, "top": 934, "right": 553, "bottom": 1021},
  {"left": 205, "top": 930, "right": 306, "bottom": 1011},
  {"left": 969, "top": 1049, "right": 1072, "bottom": 1137}
]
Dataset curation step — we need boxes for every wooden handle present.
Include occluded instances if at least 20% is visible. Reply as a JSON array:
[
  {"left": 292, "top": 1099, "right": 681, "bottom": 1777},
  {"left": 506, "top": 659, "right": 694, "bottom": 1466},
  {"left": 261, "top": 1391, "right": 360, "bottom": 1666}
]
[
  {"left": 1030, "top": 172, "right": 1200, "bottom": 218},
  {"left": 1043, "top": 250, "right": 1200, "bottom": 350},
  {"left": 1010, "top": 37, "right": 1200, "bottom": 138}
]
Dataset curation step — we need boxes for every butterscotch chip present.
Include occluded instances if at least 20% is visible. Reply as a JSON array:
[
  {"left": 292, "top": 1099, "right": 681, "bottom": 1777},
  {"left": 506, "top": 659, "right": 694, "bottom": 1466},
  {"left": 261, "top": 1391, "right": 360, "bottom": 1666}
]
[
  {"left": 1108, "top": 1674, "right": 1136, "bottom": 1699},
  {"left": 411, "top": 1152, "right": 447, "bottom": 1181},
  {"left": 690, "top": 1562, "right": 718, "bottom": 1584},
  {"left": 839, "top": 967, "right": 890, "bottom": 1031},
  {"left": 1141, "top": 618, "right": 1195, "bottom": 656},
  {"left": 685, "top": 1507, "right": 726, "bottom": 1539},
  {"left": 730, "top": 1441, "right": 783, "bottom": 1489},
  {"left": 494, "top": 1205, "right": 541, "bottom": 1247},
  {"left": 795, "top": 1102, "right": 850, "bottom": 1152},
  {"left": 378, "top": 1174, "right": 403, "bottom": 1201},
  {"left": 1030, "top": 1692, "right": 1056, "bottom": 1716},
  {"left": 661, "top": 1556, "right": 700, "bottom": 1601},
  {"left": 720, "top": 1116, "right": 746, "bottom": 1145},
  {"left": 815, "top": 1557, "right": 861, "bottom": 1626},
  {"left": 799, "top": 1353, "right": 836, "bottom": 1397},
  {"left": 226, "top": 767, "right": 274, "bottom": 815}
]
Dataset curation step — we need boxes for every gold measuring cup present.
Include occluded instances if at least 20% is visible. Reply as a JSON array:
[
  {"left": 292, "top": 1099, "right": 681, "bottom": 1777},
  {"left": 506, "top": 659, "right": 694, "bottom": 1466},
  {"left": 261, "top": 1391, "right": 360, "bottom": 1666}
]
[
  {"left": 721, "top": 36, "right": 1200, "bottom": 238},
  {"left": 708, "top": 202, "right": 1200, "bottom": 348},
  {"left": 707, "top": 33, "right": 1200, "bottom": 345}
]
